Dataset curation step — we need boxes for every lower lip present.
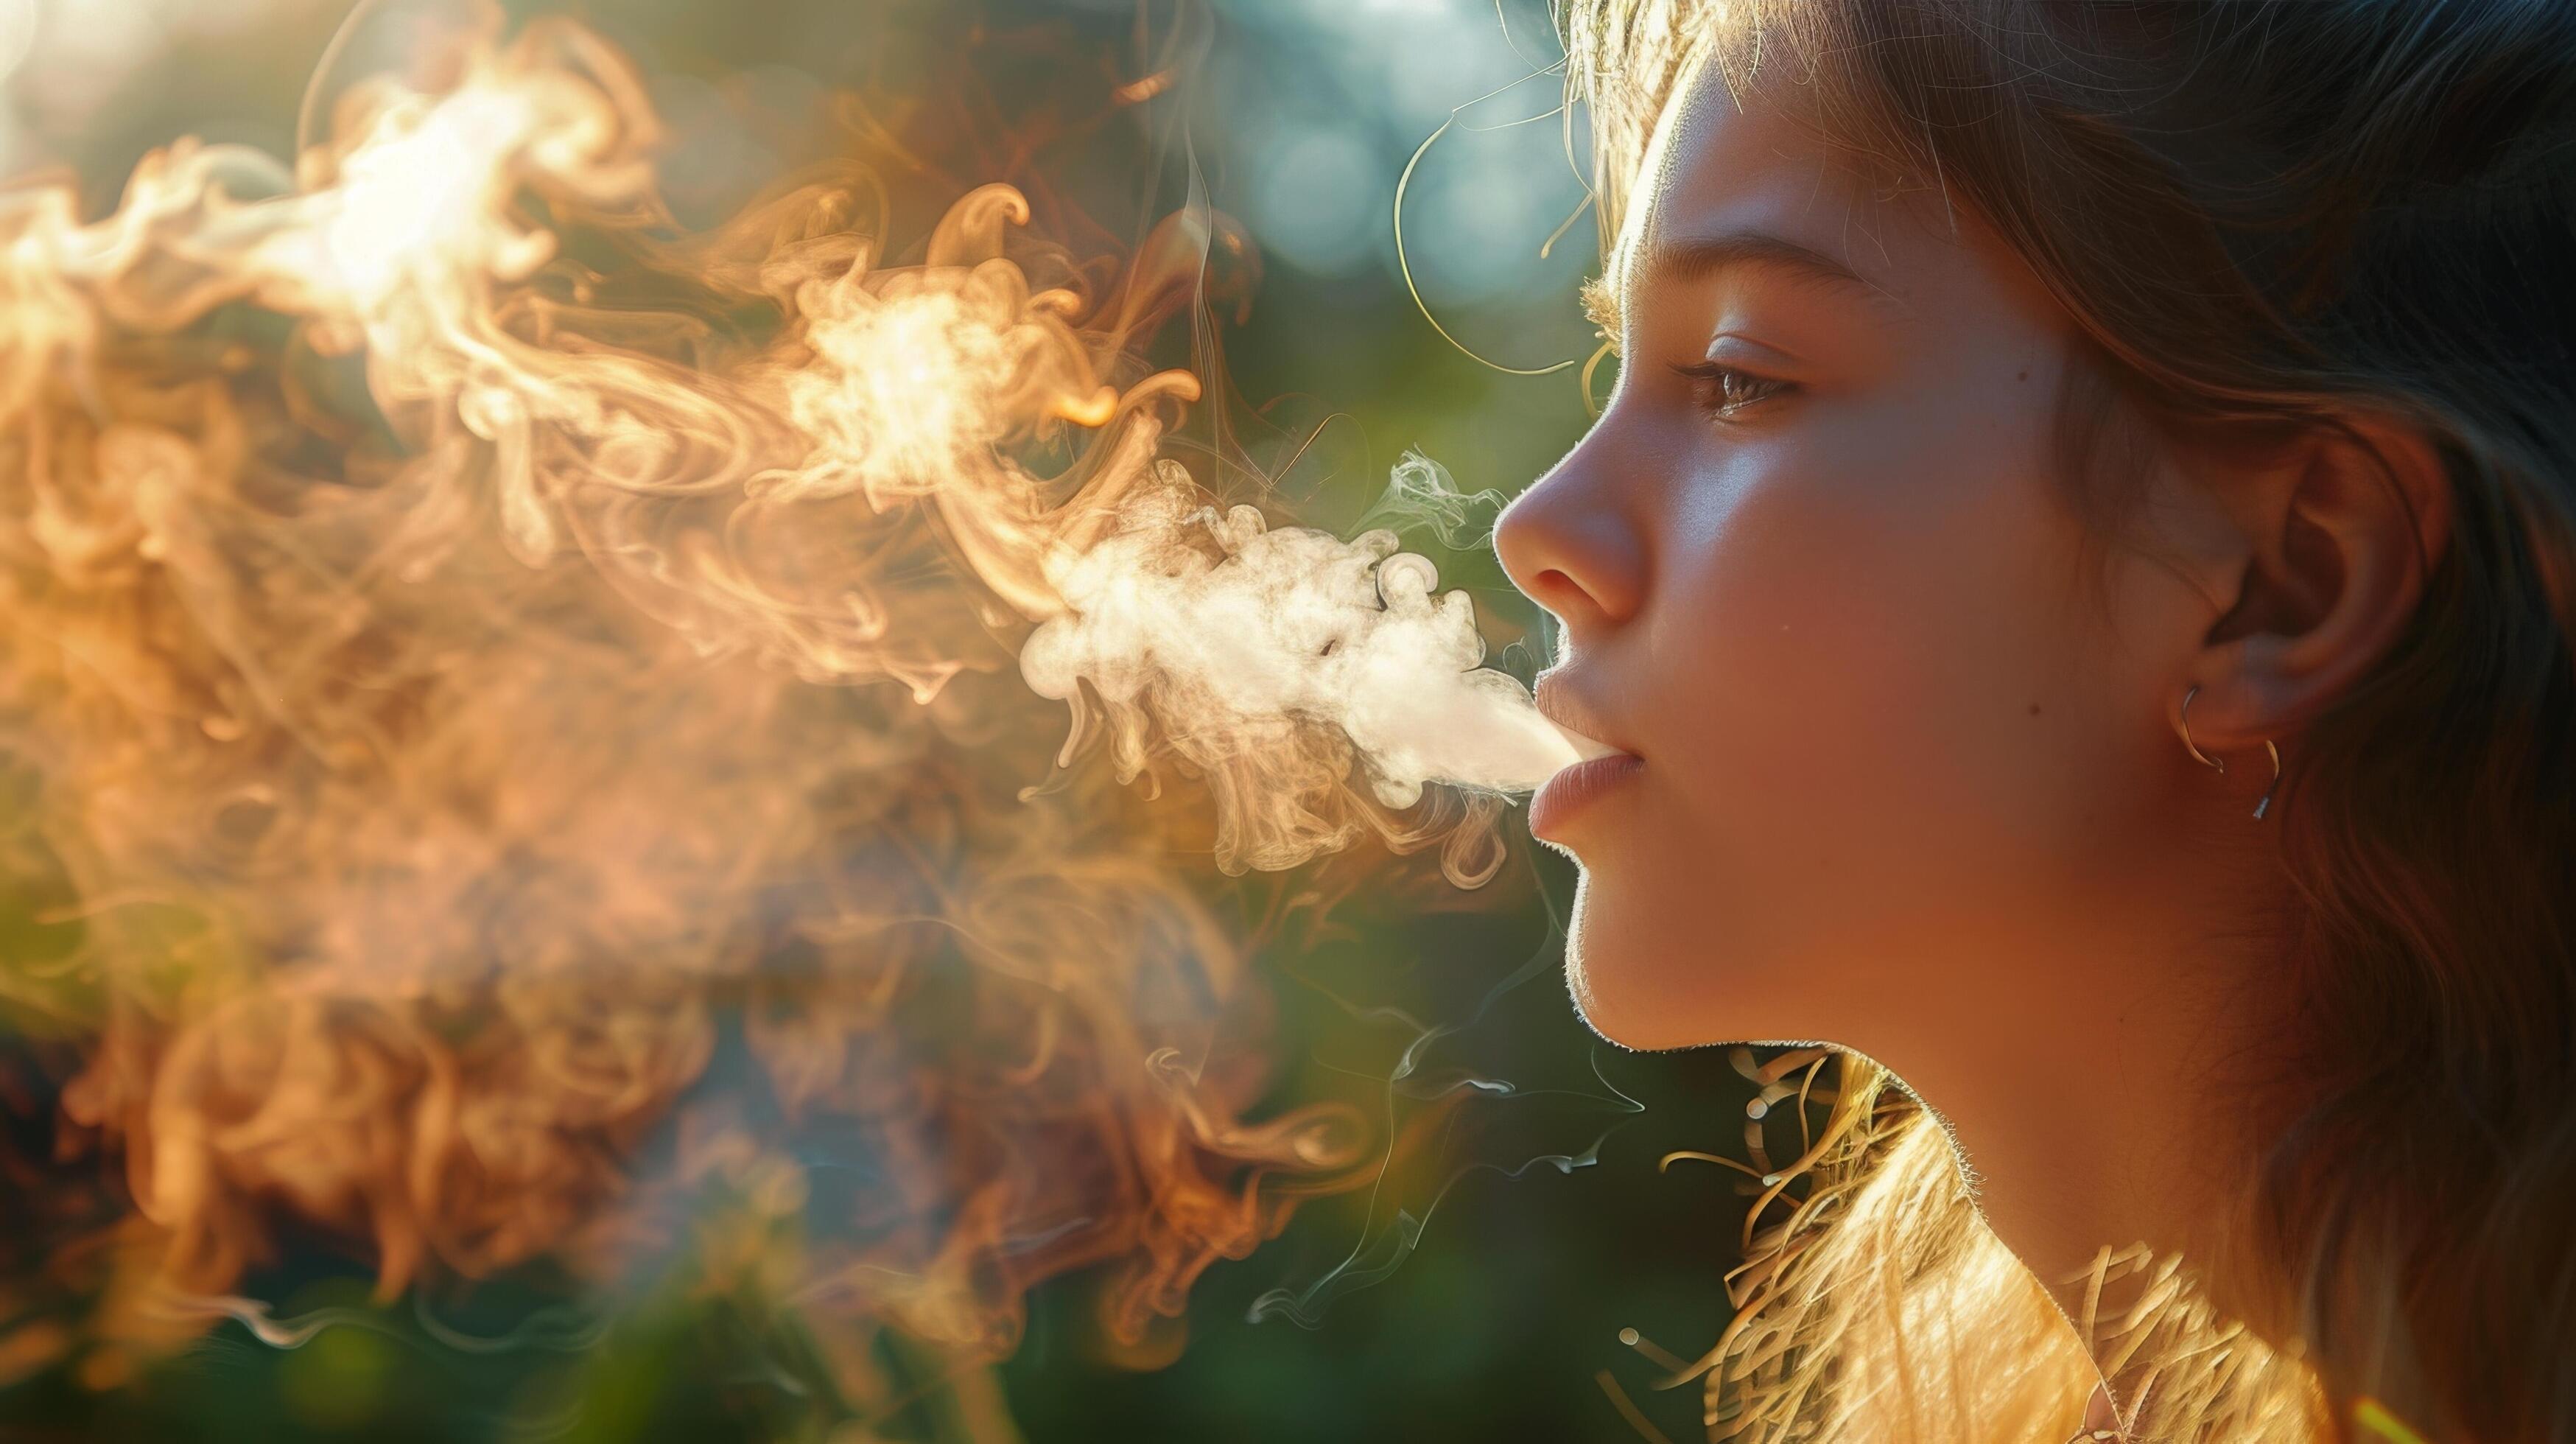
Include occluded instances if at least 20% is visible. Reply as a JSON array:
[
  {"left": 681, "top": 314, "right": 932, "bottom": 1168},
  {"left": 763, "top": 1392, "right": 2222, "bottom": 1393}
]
[{"left": 1528, "top": 754, "right": 1644, "bottom": 841}]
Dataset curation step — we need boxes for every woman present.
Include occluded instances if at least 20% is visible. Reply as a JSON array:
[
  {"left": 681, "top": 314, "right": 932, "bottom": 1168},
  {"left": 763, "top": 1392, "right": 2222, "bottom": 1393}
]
[{"left": 1495, "top": 2, "right": 2575, "bottom": 1440}]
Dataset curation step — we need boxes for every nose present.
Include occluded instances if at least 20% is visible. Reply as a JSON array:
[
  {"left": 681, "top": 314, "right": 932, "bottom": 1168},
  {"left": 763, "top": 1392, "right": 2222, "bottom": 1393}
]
[{"left": 1494, "top": 429, "right": 1646, "bottom": 641}]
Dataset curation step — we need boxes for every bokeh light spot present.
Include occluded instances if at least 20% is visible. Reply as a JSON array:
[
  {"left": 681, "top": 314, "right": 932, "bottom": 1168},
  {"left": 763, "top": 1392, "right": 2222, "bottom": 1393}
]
[{"left": 1255, "top": 125, "right": 1384, "bottom": 276}]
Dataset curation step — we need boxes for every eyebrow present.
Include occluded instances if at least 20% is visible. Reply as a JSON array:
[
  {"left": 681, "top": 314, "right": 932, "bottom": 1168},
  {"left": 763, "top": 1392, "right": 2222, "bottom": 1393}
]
[
  {"left": 1588, "top": 229, "right": 1878, "bottom": 346},
  {"left": 1642, "top": 228, "right": 1870, "bottom": 292}
]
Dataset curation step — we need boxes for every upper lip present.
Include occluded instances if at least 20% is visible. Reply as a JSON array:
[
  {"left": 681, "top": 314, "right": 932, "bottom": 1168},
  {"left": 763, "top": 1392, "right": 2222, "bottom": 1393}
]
[{"left": 1533, "top": 670, "right": 1638, "bottom": 758}]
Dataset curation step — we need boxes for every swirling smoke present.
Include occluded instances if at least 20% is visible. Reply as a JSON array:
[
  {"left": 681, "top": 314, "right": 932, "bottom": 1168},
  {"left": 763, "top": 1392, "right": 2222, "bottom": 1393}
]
[{"left": 0, "top": 5, "right": 1593, "bottom": 1418}]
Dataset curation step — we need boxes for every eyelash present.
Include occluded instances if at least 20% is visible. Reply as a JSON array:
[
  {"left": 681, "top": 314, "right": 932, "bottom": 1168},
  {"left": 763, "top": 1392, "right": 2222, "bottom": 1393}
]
[{"left": 1671, "top": 360, "right": 1797, "bottom": 420}]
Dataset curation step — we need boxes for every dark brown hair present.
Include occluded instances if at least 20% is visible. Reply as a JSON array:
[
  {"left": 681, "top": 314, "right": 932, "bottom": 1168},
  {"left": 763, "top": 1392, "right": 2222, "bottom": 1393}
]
[{"left": 1568, "top": 2, "right": 2576, "bottom": 1437}]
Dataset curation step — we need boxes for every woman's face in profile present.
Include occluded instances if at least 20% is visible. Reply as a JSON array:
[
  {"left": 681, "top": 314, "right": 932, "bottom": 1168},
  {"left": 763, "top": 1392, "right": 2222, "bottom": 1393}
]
[{"left": 1498, "top": 70, "right": 2224, "bottom": 1063}]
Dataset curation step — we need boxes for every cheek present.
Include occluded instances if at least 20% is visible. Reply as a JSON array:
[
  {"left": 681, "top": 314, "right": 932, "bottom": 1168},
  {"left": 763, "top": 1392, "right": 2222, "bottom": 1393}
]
[
  {"left": 1707, "top": 461, "right": 2058, "bottom": 815},
  {"left": 1622, "top": 399, "right": 2144, "bottom": 1004}
]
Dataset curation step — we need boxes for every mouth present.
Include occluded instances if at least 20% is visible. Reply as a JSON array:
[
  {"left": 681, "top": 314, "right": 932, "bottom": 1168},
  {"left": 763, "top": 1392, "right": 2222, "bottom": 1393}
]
[
  {"left": 1529, "top": 673, "right": 1641, "bottom": 842},
  {"left": 1528, "top": 751, "right": 1644, "bottom": 841}
]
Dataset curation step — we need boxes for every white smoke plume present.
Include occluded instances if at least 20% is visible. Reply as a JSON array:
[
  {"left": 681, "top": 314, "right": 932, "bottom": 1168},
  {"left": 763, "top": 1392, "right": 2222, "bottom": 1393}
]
[{"left": 1022, "top": 452, "right": 1609, "bottom": 880}]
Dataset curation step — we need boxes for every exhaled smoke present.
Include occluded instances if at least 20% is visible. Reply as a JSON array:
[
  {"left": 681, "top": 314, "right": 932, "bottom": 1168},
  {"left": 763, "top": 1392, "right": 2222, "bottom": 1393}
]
[
  {"left": 0, "top": 4, "right": 1582, "bottom": 1412},
  {"left": 1024, "top": 456, "right": 1608, "bottom": 882}
]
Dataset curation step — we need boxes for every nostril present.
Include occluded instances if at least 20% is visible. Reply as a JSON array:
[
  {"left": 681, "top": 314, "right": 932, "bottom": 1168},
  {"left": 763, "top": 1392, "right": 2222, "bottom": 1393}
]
[
  {"left": 1503, "top": 575, "right": 1590, "bottom": 646},
  {"left": 1529, "top": 569, "right": 1587, "bottom": 614}
]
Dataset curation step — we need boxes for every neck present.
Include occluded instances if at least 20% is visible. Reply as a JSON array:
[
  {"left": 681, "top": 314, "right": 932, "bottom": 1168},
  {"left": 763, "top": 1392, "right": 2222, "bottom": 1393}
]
[{"left": 1873, "top": 844, "right": 2298, "bottom": 1362}]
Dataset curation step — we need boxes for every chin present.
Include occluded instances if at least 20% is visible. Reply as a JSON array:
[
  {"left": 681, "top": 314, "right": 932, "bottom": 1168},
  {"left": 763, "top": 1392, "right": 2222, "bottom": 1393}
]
[{"left": 1562, "top": 873, "right": 1714, "bottom": 1054}]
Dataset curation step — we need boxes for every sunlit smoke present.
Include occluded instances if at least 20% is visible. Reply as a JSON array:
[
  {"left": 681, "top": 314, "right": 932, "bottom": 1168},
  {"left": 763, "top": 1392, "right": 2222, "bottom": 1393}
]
[
  {"left": 0, "top": 3, "right": 1582, "bottom": 1413},
  {"left": 1024, "top": 465, "right": 1610, "bottom": 878}
]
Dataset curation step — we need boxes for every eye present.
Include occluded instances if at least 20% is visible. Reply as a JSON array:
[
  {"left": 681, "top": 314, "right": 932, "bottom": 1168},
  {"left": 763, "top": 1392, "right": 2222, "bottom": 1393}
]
[{"left": 1671, "top": 360, "right": 1797, "bottom": 420}]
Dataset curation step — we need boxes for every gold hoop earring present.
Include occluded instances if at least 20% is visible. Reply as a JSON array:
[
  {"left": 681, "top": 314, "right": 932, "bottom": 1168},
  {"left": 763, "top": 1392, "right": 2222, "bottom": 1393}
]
[
  {"left": 2178, "top": 686, "right": 2226, "bottom": 775},
  {"left": 2253, "top": 739, "right": 2282, "bottom": 821},
  {"left": 2180, "top": 686, "right": 2284, "bottom": 821}
]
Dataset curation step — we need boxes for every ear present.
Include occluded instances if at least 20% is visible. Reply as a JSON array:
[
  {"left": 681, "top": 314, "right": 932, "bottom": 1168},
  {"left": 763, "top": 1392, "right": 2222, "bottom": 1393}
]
[{"left": 2177, "top": 414, "right": 2452, "bottom": 753}]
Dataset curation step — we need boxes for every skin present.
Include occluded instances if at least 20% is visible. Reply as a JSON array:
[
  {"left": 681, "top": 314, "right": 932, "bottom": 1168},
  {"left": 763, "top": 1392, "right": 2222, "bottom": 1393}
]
[{"left": 1493, "top": 62, "right": 2449, "bottom": 1356}]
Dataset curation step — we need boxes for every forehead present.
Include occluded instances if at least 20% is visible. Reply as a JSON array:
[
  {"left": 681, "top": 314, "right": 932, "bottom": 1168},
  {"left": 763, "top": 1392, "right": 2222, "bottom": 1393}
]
[
  {"left": 1620, "top": 62, "right": 1953, "bottom": 306},
  {"left": 1613, "top": 60, "right": 2066, "bottom": 338}
]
